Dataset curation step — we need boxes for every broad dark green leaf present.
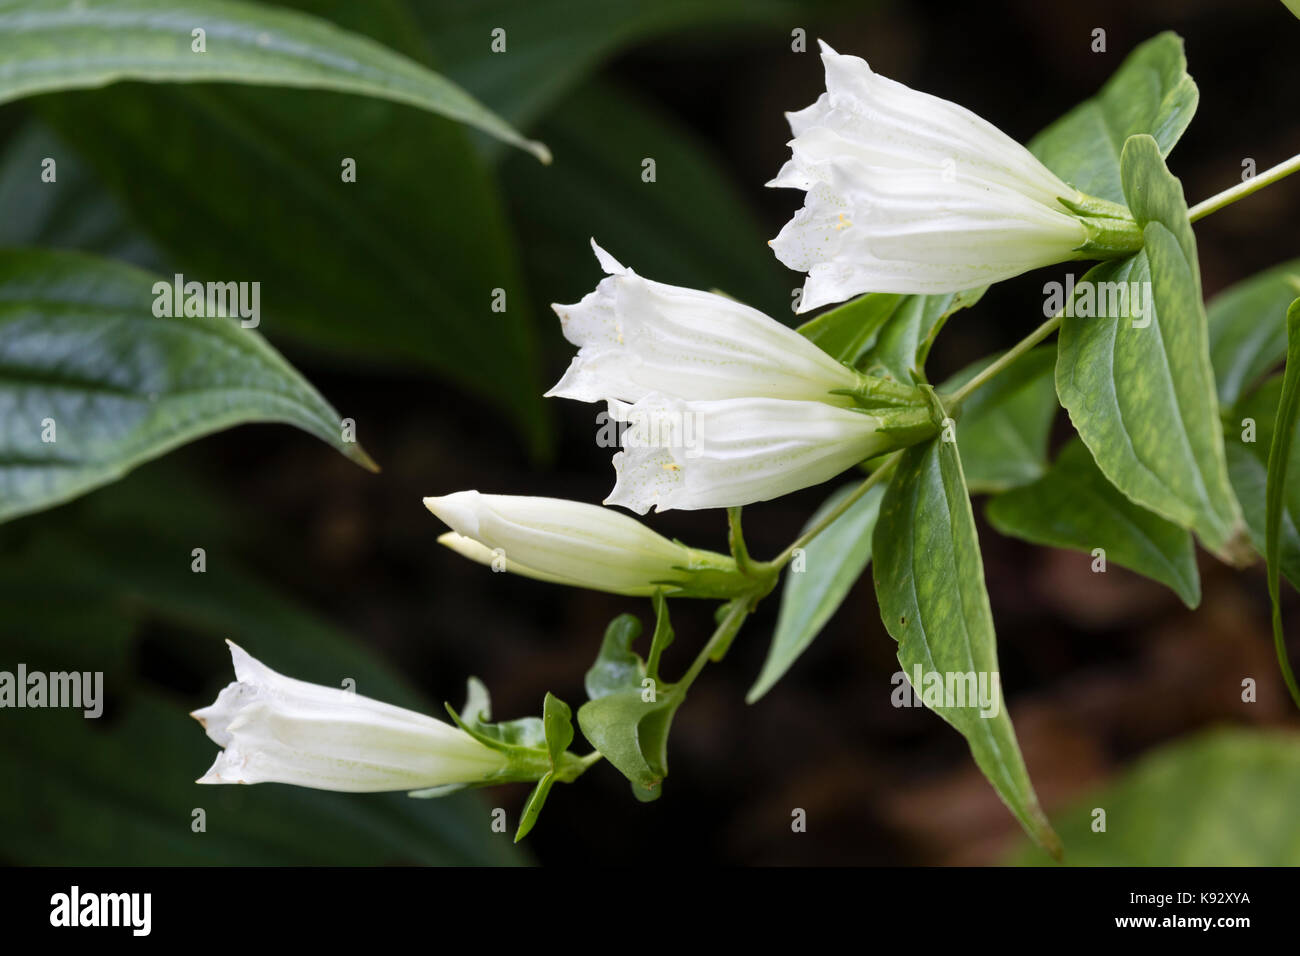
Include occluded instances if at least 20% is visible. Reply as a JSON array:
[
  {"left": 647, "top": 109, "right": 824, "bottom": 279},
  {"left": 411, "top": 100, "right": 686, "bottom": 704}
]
[
  {"left": 1225, "top": 376, "right": 1300, "bottom": 586},
  {"left": 36, "top": 82, "right": 548, "bottom": 449},
  {"left": 0, "top": 0, "right": 548, "bottom": 161},
  {"left": 1008, "top": 729, "right": 1300, "bottom": 866},
  {"left": 942, "top": 346, "right": 1057, "bottom": 493},
  {"left": 873, "top": 434, "right": 1059, "bottom": 855},
  {"left": 418, "top": 0, "right": 797, "bottom": 149},
  {"left": 0, "top": 122, "right": 160, "bottom": 270},
  {"left": 1056, "top": 135, "right": 1244, "bottom": 561},
  {"left": 504, "top": 81, "right": 791, "bottom": 319},
  {"left": 1264, "top": 298, "right": 1300, "bottom": 706},
  {"left": 0, "top": 483, "right": 521, "bottom": 865},
  {"left": 0, "top": 248, "right": 372, "bottom": 523},
  {"left": 986, "top": 438, "right": 1200, "bottom": 608},
  {"left": 1208, "top": 259, "right": 1300, "bottom": 408},
  {"left": 747, "top": 481, "right": 885, "bottom": 703},
  {"left": 1028, "top": 31, "right": 1198, "bottom": 202}
]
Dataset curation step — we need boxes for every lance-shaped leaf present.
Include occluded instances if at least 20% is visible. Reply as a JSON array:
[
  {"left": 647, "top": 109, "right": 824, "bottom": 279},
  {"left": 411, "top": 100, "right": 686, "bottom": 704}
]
[
  {"left": 986, "top": 438, "right": 1200, "bottom": 608},
  {"left": 1028, "top": 31, "right": 1198, "bottom": 202},
  {"left": 748, "top": 481, "right": 885, "bottom": 703},
  {"left": 0, "top": 0, "right": 548, "bottom": 161},
  {"left": 873, "top": 433, "right": 1060, "bottom": 856},
  {"left": 1056, "top": 135, "right": 1245, "bottom": 561},
  {"left": 1208, "top": 259, "right": 1300, "bottom": 408},
  {"left": 1264, "top": 299, "right": 1300, "bottom": 708},
  {"left": 514, "top": 693, "right": 575, "bottom": 842},
  {"left": 0, "top": 248, "right": 372, "bottom": 522}
]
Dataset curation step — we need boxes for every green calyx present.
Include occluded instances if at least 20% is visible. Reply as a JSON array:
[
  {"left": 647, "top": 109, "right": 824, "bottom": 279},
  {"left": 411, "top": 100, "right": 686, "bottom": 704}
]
[
  {"left": 1059, "top": 192, "right": 1145, "bottom": 258},
  {"left": 833, "top": 371, "right": 928, "bottom": 410}
]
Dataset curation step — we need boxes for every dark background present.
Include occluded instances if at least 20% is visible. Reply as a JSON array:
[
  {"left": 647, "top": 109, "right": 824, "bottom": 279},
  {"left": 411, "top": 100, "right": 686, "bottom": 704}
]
[{"left": 2, "top": 0, "right": 1298, "bottom": 865}]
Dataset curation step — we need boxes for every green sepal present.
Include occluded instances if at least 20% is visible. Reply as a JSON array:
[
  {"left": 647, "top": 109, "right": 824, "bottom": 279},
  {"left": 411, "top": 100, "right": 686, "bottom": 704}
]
[{"left": 1061, "top": 193, "right": 1144, "bottom": 258}]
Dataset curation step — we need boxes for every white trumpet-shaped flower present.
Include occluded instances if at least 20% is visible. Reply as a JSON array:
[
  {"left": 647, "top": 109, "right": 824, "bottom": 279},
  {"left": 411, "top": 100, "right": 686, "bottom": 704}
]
[
  {"left": 769, "top": 41, "right": 1121, "bottom": 308},
  {"left": 547, "top": 240, "right": 863, "bottom": 406},
  {"left": 605, "top": 393, "right": 906, "bottom": 514},
  {"left": 192, "top": 641, "right": 509, "bottom": 792},
  {"left": 424, "top": 491, "right": 745, "bottom": 596}
]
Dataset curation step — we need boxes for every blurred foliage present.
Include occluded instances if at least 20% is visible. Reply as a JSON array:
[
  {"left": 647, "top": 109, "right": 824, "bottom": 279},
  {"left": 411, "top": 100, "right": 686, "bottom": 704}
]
[{"left": 1008, "top": 729, "right": 1300, "bottom": 865}]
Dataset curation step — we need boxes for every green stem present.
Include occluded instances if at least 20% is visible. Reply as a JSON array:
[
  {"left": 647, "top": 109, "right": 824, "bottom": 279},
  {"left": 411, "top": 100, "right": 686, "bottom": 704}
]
[
  {"left": 769, "top": 454, "right": 902, "bottom": 570},
  {"left": 945, "top": 313, "right": 1063, "bottom": 408},
  {"left": 1188, "top": 152, "right": 1300, "bottom": 223},
  {"left": 677, "top": 599, "right": 750, "bottom": 690}
]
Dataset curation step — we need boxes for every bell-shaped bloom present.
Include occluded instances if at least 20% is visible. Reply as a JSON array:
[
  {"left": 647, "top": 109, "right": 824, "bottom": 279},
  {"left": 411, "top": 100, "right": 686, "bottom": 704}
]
[
  {"left": 769, "top": 41, "right": 1093, "bottom": 308},
  {"left": 547, "top": 240, "right": 862, "bottom": 406},
  {"left": 424, "top": 491, "right": 745, "bottom": 596},
  {"left": 192, "top": 641, "right": 509, "bottom": 792},
  {"left": 604, "top": 393, "right": 901, "bottom": 514}
]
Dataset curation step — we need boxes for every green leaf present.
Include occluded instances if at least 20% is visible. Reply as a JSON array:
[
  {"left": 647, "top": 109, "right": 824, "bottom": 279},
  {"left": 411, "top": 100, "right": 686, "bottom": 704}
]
[
  {"left": 861, "top": 288, "right": 988, "bottom": 384},
  {"left": 513, "top": 692, "right": 574, "bottom": 841},
  {"left": 942, "top": 346, "right": 1057, "bottom": 493},
  {"left": 1028, "top": 31, "right": 1198, "bottom": 202},
  {"left": 419, "top": 0, "right": 797, "bottom": 150},
  {"left": 986, "top": 438, "right": 1200, "bottom": 608},
  {"left": 1007, "top": 728, "right": 1300, "bottom": 865},
  {"left": 1208, "top": 259, "right": 1300, "bottom": 408},
  {"left": 796, "top": 293, "right": 903, "bottom": 365},
  {"left": 873, "top": 434, "right": 1060, "bottom": 856},
  {"left": 0, "top": 248, "right": 373, "bottom": 523},
  {"left": 1055, "top": 135, "right": 1244, "bottom": 561},
  {"left": 503, "top": 81, "right": 791, "bottom": 319},
  {"left": 36, "top": 81, "right": 548, "bottom": 449},
  {"left": 0, "top": 0, "right": 548, "bottom": 161},
  {"left": 1264, "top": 298, "right": 1300, "bottom": 708},
  {"left": 577, "top": 600, "right": 683, "bottom": 800},
  {"left": 747, "top": 481, "right": 885, "bottom": 703},
  {"left": 445, "top": 678, "right": 547, "bottom": 753},
  {"left": 0, "top": 123, "right": 160, "bottom": 270},
  {"left": 583, "top": 614, "right": 646, "bottom": 701},
  {"left": 1225, "top": 376, "right": 1300, "bottom": 586}
]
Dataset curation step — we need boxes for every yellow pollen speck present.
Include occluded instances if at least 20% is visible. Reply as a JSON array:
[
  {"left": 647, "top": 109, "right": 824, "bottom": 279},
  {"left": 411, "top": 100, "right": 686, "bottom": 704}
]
[
  {"left": 662, "top": 463, "right": 680, "bottom": 472},
  {"left": 835, "top": 214, "right": 852, "bottom": 231}
]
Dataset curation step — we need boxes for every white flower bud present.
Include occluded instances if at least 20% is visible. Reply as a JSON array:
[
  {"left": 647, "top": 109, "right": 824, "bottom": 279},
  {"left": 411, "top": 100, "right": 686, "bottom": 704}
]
[
  {"left": 192, "top": 642, "right": 508, "bottom": 792},
  {"left": 423, "top": 491, "right": 742, "bottom": 596}
]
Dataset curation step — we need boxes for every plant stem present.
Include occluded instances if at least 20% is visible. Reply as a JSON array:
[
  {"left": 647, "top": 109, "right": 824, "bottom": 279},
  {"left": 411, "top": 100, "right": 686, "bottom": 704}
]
[
  {"left": 945, "top": 313, "right": 1063, "bottom": 408},
  {"left": 727, "top": 506, "right": 757, "bottom": 575},
  {"left": 1188, "top": 152, "right": 1300, "bottom": 223},
  {"left": 678, "top": 598, "right": 750, "bottom": 691},
  {"left": 768, "top": 454, "right": 902, "bottom": 570}
]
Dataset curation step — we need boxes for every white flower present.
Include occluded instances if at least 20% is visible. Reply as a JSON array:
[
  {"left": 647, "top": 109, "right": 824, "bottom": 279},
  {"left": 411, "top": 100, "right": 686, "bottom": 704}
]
[
  {"left": 423, "top": 491, "right": 742, "bottom": 596},
  {"left": 192, "top": 641, "right": 508, "bottom": 792},
  {"left": 769, "top": 41, "right": 1090, "bottom": 308},
  {"left": 547, "top": 240, "right": 862, "bottom": 406},
  {"left": 604, "top": 393, "right": 899, "bottom": 514}
]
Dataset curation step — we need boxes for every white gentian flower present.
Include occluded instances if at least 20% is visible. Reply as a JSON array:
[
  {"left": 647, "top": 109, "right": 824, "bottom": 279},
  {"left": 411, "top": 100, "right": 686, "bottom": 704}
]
[
  {"left": 769, "top": 41, "right": 1138, "bottom": 308},
  {"left": 604, "top": 392, "right": 918, "bottom": 514},
  {"left": 546, "top": 240, "right": 867, "bottom": 406},
  {"left": 192, "top": 641, "right": 509, "bottom": 792},
  {"left": 423, "top": 491, "right": 745, "bottom": 596}
]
